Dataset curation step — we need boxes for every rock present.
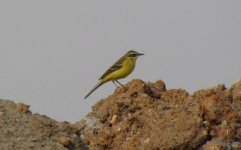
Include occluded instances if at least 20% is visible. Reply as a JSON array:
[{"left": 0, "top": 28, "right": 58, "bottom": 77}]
[
  {"left": 79, "top": 79, "right": 241, "bottom": 149},
  {"left": 144, "top": 138, "right": 150, "bottom": 144},
  {"left": 221, "top": 120, "right": 228, "bottom": 128},
  {"left": 80, "top": 80, "right": 207, "bottom": 149},
  {"left": 144, "top": 80, "right": 166, "bottom": 98},
  {"left": 229, "top": 78, "right": 241, "bottom": 101},
  {"left": 1, "top": 78, "right": 241, "bottom": 149},
  {"left": 202, "top": 143, "right": 226, "bottom": 150},
  {"left": 0, "top": 99, "right": 87, "bottom": 150},
  {"left": 16, "top": 103, "right": 31, "bottom": 113},
  {"left": 231, "top": 142, "right": 241, "bottom": 150},
  {"left": 110, "top": 115, "right": 117, "bottom": 125},
  {"left": 58, "top": 136, "right": 70, "bottom": 147}
]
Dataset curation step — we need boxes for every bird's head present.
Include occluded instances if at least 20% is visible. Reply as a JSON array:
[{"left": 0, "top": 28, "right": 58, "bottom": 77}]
[{"left": 126, "top": 50, "right": 144, "bottom": 58}]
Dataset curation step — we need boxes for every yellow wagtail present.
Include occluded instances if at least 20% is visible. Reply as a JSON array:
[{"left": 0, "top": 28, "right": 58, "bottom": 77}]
[{"left": 84, "top": 50, "right": 144, "bottom": 99}]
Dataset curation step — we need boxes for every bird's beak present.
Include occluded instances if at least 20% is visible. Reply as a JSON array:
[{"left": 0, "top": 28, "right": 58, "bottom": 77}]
[{"left": 138, "top": 53, "right": 144, "bottom": 56}]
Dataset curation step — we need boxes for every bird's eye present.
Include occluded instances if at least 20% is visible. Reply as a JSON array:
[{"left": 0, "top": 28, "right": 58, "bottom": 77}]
[{"left": 129, "top": 54, "right": 137, "bottom": 57}]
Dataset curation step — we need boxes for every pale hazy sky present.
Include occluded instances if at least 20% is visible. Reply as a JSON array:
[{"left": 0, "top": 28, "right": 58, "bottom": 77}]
[{"left": 0, "top": 1, "right": 241, "bottom": 122}]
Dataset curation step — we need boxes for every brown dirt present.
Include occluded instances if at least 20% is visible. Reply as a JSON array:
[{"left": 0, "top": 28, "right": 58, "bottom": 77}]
[
  {"left": 77, "top": 79, "right": 241, "bottom": 150},
  {"left": 0, "top": 100, "right": 87, "bottom": 150},
  {"left": 1, "top": 78, "right": 241, "bottom": 150}
]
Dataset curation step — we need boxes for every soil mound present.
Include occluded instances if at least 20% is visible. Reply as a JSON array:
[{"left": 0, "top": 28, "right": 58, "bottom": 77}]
[
  {"left": 0, "top": 100, "right": 87, "bottom": 150},
  {"left": 1, "top": 78, "right": 241, "bottom": 149},
  {"left": 77, "top": 79, "right": 241, "bottom": 150}
]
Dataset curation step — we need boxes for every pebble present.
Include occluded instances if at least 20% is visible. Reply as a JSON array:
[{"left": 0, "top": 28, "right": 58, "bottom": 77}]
[
  {"left": 231, "top": 142, "right": 241, "bottom": 149},
  {"left": 221, "top": 120, "right": 228, "bottom": 128},
  {"left": 144, "top": 138, "right": 150, "bottom": 144},
  {"left": 58, "top": 137, "right": 70, "bottom": 147},
  {"left": 110, "top": 115, "right": 117, "bottom": 125},
  {"left": 117, "top": 127, "right": 122, "bottom": 132},
  {"left": 16, "top": 103, "right": 30, "bottom": 113}
]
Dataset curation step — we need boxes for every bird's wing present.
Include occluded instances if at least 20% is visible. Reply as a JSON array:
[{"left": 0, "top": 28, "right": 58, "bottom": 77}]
[{"left": 99, "top": 54, "right": 126, "bottom": 80}]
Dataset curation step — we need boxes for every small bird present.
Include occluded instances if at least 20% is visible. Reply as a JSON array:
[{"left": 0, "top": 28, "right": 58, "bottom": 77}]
[{"left": 84, "top": 50, "right": 144, "bottom": 99}]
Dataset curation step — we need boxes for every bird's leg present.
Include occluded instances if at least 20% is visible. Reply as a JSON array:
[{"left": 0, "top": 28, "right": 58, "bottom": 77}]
[
  {"left": 115, "top": 80, "right": 123, "bottom": 86},
  {"left": 112, "top": 80, "right": 119, "bottom": 87}
]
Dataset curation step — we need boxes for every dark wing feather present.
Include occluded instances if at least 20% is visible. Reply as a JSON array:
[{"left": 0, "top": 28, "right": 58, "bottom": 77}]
[{"left": 99, "top": 54, "right": 126, "bottom": 80}]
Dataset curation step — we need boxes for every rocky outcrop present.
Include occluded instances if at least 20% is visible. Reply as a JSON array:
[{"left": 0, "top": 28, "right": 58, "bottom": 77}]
[
  {"left": 77, "top": 79, "right": 241, "bottom": 150},
  {"left": 1, "top": 78, "right": 241, "bottom": 150}
]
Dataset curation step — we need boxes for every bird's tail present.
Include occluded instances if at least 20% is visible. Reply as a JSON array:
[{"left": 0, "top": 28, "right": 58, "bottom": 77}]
[{"left": 84, "top": 81, "right": 104, "bottom": 99}]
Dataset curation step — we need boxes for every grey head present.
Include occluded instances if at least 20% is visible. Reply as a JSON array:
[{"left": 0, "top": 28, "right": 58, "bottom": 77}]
[{"left": 126, "top": 50, "right": 144, "bottom": 57}]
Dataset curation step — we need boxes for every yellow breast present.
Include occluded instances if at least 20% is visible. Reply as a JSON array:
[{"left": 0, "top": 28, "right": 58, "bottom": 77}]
[{"left": 102, "top": 57, "right": 137, "bottom": 83}]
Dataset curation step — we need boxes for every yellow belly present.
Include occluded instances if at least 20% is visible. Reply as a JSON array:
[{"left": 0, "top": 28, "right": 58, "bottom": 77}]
[{"left": 102, "top": 57, "right": 136, "bottom": 83}]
